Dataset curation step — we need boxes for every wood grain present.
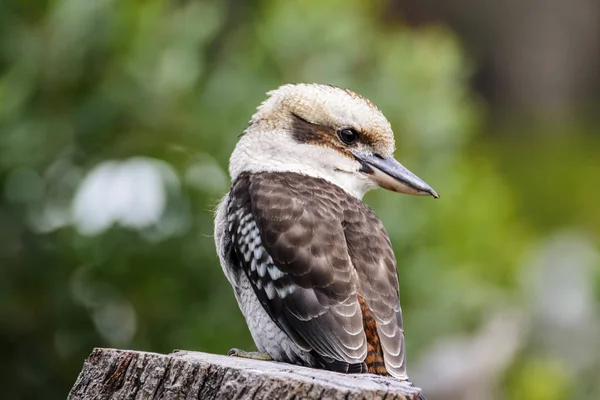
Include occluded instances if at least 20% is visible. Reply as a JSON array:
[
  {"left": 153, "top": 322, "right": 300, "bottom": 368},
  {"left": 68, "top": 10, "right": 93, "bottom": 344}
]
[{"left": 68, "top": 348, "right": 423, "bottom": 399}]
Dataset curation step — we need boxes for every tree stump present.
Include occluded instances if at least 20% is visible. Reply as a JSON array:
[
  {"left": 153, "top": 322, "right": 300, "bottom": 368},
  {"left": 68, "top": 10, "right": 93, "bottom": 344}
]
[{"left": 68, "top": 348, "right": 423, "bottom": 399}]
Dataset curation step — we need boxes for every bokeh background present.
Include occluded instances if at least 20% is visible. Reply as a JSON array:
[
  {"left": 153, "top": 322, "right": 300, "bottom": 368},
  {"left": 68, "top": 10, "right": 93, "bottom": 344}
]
[{"left": 1, "top": 1, "right": 599, "bottom": 399}]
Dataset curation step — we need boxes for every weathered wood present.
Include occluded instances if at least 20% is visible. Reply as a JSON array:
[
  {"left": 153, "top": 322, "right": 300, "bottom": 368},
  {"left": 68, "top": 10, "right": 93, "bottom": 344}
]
[{"left": 68, "top": 348, "right": 423, "bottom": 399}]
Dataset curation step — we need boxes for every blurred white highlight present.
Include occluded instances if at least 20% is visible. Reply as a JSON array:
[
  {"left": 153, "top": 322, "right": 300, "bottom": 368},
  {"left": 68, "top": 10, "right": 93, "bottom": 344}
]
[{"left": 72, "top": 157, "right": 178, "bottom": 235}]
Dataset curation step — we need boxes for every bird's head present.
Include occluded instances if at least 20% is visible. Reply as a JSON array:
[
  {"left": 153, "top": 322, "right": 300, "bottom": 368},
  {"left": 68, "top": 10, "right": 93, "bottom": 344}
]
[{"left": 230, "top": 83, "right": 438, "bottom": 200}]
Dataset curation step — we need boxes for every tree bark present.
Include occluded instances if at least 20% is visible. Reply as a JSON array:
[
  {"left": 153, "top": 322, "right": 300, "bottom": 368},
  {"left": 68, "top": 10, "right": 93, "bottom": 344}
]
[{"left": 68, "top": 348, "right": 423, "bottom": 399}]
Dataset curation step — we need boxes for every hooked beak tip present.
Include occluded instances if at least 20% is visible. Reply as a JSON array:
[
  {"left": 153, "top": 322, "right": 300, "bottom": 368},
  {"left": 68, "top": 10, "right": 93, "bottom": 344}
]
[{"left": 413, "top": 183, "right": 439, "bottom": 199}]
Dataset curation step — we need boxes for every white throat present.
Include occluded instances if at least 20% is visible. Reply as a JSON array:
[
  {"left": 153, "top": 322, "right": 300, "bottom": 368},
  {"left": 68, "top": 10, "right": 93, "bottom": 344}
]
[{"left": 229, "top": 130, "right": 375, "bottom": 199}]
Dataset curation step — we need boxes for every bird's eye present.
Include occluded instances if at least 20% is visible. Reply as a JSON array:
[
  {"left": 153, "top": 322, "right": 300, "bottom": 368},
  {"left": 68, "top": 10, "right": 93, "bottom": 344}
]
[{"left": 338, "top": 128, "right": 360, "bottom": 145}]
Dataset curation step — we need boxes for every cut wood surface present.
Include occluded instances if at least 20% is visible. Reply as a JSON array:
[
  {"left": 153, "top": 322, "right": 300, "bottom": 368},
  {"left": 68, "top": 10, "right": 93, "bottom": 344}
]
[{"left": 68, "top": 348, "right": 423, "bottom": 399}]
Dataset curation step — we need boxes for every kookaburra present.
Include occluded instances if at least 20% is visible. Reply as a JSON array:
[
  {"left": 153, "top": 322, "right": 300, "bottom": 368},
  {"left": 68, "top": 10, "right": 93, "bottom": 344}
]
[{"left": 214, "top": 84, "right": 437, "bottom": 386}]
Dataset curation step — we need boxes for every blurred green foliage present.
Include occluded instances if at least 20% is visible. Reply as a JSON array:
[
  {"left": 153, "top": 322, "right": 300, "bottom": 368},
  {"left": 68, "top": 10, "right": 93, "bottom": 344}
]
[{"left": 1, "top": 1, "right": 599, "bottom": 399}]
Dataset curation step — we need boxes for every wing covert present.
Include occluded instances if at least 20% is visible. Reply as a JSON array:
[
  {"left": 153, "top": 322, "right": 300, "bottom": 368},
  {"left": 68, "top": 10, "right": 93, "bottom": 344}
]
[
  {"left": 343, "top": 202, "right": 408, "bottom": 379},
  {"left": 227, "top": 172, "right": 368, "bottom": 371}
]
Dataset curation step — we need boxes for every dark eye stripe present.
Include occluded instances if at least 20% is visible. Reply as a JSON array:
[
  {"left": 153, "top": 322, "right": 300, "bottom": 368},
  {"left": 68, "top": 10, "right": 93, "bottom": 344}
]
[{"left": 290, "top": 113, "right": 363, "bottom": 153}]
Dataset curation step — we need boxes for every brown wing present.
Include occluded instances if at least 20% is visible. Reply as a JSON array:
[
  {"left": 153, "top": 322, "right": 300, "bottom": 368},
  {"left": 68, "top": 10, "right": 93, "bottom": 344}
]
[
  {"left": 344, "top": 202, "right": 408, "bottom": 379},
  {"left": 227, "top": 172, "right": 368, "bottom": 372}
]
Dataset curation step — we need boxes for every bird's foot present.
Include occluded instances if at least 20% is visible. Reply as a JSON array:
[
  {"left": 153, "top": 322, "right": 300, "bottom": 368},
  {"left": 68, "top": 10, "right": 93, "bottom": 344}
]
[{"left": 227, "top": 348, "right": 273, "bottom": 361}]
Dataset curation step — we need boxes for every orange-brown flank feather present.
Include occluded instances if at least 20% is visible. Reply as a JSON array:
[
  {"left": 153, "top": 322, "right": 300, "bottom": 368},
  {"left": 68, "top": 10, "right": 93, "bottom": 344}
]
[{"left": 358, "top": 294, "right": 388, "bottom": 375}]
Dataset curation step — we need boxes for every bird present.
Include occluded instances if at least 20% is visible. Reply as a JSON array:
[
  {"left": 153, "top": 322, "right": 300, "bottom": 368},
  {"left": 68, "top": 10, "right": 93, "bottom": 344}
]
[{"left": 214, "top": 83, "right": 437, "bottom": 389}]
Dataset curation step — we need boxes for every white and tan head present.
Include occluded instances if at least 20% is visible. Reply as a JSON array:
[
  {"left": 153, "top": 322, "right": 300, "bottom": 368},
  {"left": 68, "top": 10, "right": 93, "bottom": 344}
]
[{"left": 230, "top": 84, "right": 438, "bottom": 199}]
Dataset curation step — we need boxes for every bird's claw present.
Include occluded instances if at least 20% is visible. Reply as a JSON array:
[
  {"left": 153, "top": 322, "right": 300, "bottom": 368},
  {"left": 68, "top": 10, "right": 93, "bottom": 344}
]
[{"left": 227, "top": 348, "right": 273, "bottom": 361}]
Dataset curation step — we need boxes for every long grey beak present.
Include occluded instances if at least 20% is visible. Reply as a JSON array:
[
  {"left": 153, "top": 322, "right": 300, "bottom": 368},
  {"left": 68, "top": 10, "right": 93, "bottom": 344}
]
[{"left": 354, "top": 153, "right": 439, "bottom": 198}]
